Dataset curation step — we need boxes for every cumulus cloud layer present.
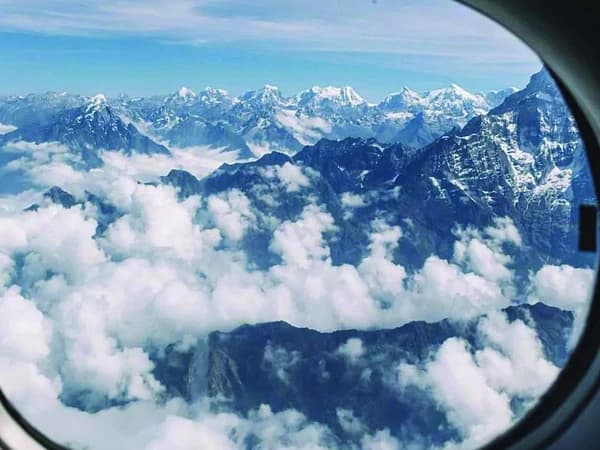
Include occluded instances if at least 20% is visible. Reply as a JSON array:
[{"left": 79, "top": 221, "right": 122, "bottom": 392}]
[
  {"left": 397, "top": 311, "right": 559, "bottom": 449},
  {"left": 0, "top": 123, "right": 18, "bottom": 135},
  {"left": 528, "top": 264, "right": 595, "bottom": 347},
  {"left": 0, "top": 144, "right": 594, "bottom": 449}
]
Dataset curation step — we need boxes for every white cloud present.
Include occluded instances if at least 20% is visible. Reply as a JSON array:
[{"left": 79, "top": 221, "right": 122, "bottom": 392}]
[
  {"left": 29, "top": 161, "right": 87, "bottom": 190},
  {"left": 263, "top": 344, "right": 301, "bottom": 384},
  {"left": 0, "top": 287, "right": 62, "bottom": 422},
  {"left": 270, "top": 205, "right": 336, "bottom": 268},
  {"left": 0, "top": 123, "right": 17, "bottom": 135},
  {"left": 336, "top": 408, "right": 366, "bottom": 435},
  {"left": 207, "top": 189, "right": 256, "bottom": 241},
  {"left": 275, "top": 162, "right": 311, "bottom": 192},
  {"left": 0, "top": 130, "right": 586, "bottom": 450},
  {"left": 476, "top": 311, "right": 559, "bottom": 399},
  {"left": 1, "top": 141, "right": 86, "bottom": 192},
  {"left": 0, "top": 251, "right": 14, "bottom": 290},
  {"left": 341, "top": 192, "right": 366, "bottom": 208},
  {"left": 453, "top": 217, "right": 519, "bottom": 284},
  {"left": 246, "top": 142, "right": 273, "bottom": 158},
  {"left": 0, "top": 286, "right": 52, "bottom": 364},
  {"left": 484, "top": 217, "right": 522, "bottom": 246},
  {"left": 3, "top": 140, "right": 73, "bottom": 161},
  {"left": 105, "top": 183, "right": 217, "bottom": 260},
  {"left": 275, "top": 110, "right": 332, "bottom": 146},
  {"left": 396, "top": 311, "right": 560, "bottom": 449},
  {"left": 358, "top": 220, "right": 406, "bottom": 304},
  {"left": 0, "top": 205, "right": 106, "bottom": 282},
  {"left": 0, "top": 185, "right": 546, "bottom": 428},
  {"left": 336, "top": 338, "right": 365, "bottom": 363},
  {"left": 145, "top": 411, "right": 242, "bottom": 450},
  {"left": 400, "top": 337, "right": 513, "bottom": 448},
  {"left": 100, "top": 146, "right": 239, "bottom": 183},
  {"left": 361, "top": 429, "right": 401, "bottom": 450},
  {"left": 0, "top": 143, "right": 238, "bottom": 200},
  {"left": 428, "top": 338, "right": 513, "bottom": 448},
  {"left": 2, "top": 391, "right": 356, "bottom": 450},
  {"left": 0, "top": 0, "right": 539, "bottom": 71},
  {"left": 261, "top": 162, "right": 312, "bottom": 193},
  {"left": 0, "top": 189, "right": 40, "bottom": 214},
  {"left": 529, "top": 264, "right": 594, "bottom": 312},
  {"left": 454, "top": 238, "right": 512, "bottom": 283},
  {"left": 529, "top": 264, "right": 595, "bottom": 347},
  {"left": 404, "top": 255, "right": 509, "bottom": 323}
]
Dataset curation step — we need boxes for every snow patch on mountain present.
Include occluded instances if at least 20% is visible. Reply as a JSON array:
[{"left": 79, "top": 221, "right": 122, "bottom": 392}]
[
  {"left": 177, "top": 86, "right": 196, "bottom": 99},
  {"left": 85, "top": 94, "right": 108, "bottom": 116},
  {"left": 297, "top": 85, "right": 367, "bottom": 108}
]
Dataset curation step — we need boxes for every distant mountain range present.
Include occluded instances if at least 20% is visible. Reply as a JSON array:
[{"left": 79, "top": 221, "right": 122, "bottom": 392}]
[{"left": 0, "top": 81, "right": 518, "bottom": 164}]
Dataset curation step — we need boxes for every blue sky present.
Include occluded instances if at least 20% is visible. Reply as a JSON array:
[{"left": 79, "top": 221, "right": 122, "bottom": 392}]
[{"left": 0, "top": 0, "right": 542, "bottom": 101}]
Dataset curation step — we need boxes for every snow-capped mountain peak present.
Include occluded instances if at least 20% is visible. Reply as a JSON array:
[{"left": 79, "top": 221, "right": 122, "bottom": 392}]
[
  {"left": 88, "top": 94, "right": 107, "bottom": 106},
  {"left": 340, "top": 86, "right": 366, "bottom": 106},
  {"left": 449, "top": 82, "right": 470, "bottom": 94},
  {"left": 194, "top": 87, "right": 232, "bottom": 107},
  {"left": 162, "top": 87, "right": 199, "bottom": 107},
  {"left": 241, "top": 85, "right": 285, "bottom": 107},
  {"left": 295, "top": 85, "right": 368, "bottom": 116},
  {"left": 421, "top": 84, "right": 489, "bottom": 121},
  {"left": 177, "top": 86, "right": 196, "bottom": 99},
  {"left": 379, "top": 87, "right": 423, "bottom": 112},
  {"left": 200, "top": 86, "right": 229, "bottom": 97},
  {"left": 85, "top": 94, "right": 109, "bottom": 114},
  {"left": 0, "top": 78, "right": 520, "bottom": 159},
  {"left": 425, "top": 83, "right": 483, "bottom": 103}
]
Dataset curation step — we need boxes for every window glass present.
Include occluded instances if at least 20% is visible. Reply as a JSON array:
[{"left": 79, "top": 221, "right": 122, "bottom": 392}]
[{"left": 0, "top": 1, "right": 596, "bottom": 449}]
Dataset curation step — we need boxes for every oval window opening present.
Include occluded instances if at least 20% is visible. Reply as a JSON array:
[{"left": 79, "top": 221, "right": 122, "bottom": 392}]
[{"left": 0, "top": 1, "right": 596, "bottom": 449}]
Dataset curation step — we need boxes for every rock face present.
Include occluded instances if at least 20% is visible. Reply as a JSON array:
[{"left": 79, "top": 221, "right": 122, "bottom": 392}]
[
  {"left": 25, "top": 186, "right": 121, "bottom": 234},
  {"left": 408, "top": 69, "right": 594, "bottom": 262},
  {"left": 151, "top": 303, "right": 572, "bottom": 446},
  {"left": 43, "top": 186, "right": 78, "bottom": 208},
  {"left": 161, "top": 169, "right": 204, "bottom": 199},
  {"left": 293, "top": 138, "right": 415, "bottom": 192},
  {"left": 0, "top": 95, "right": 170, "bottom": 166}
]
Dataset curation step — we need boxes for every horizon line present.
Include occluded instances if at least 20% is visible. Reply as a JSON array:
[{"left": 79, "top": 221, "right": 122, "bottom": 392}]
[{"left": 0, "top": 78, "right": 531, "bottom": 105}]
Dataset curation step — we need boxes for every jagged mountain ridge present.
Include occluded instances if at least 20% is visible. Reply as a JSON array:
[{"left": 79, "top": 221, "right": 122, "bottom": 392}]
[
  {"left": 156, "top": 69, "right": 592, "bottom": 269},
  {"left": 150, "top": 303, "right": 573, "bottom": 447},
  {"left": 0, "top": 94, "right": 170, "bottom": 167},
  {"left": 403, "top": 69, "right": 594, "bottom": 259},
  {"left": 0, "top": 78, "right": 517, "bottom": 159},
  {"left": 0, "top": 92, "right": 85, "bottom": 128}
]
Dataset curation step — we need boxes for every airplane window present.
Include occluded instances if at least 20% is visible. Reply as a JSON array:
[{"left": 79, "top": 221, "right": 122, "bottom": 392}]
[{"left": 0, "top": 1, "right": 597, "bottom": 449}]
